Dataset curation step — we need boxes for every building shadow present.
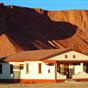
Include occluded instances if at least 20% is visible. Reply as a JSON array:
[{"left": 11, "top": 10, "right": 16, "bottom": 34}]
[{"left": 0, "top": 57, "right": 20, "bottom": 83}]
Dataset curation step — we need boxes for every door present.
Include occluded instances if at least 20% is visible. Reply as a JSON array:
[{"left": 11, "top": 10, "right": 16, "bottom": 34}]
[
  {"left": 69, "top": 65, "right": 74, "bottom": 78},
  {"left": 64, "top": 64, "right": 69, "bottom": 78},
  {"left": 59, "top": 64, "right": 70, "bottom": 79}
]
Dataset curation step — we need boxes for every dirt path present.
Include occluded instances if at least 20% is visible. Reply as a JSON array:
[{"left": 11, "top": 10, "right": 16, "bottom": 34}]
[{"left": 0, "top": 82, "right": 88, "bottom": 88}]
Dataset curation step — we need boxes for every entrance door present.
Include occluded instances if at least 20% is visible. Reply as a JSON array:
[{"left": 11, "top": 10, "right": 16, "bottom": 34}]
[
  {"left": 64, "top": 64, "right": 69, "bottom": 78},
  {"left": 69, "top": 65, "right": 74, "bottom": 78},
  {"left": 59, "top": 64, "right": 69, "bottom": 78},
  {"left": 59, "top": 64, "right": 74, "bottom": 79}
]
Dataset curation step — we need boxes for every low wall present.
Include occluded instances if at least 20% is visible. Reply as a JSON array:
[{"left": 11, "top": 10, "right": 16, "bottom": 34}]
[
  {"left": 72, "top": 71, "right": 88, "bottom": 79},
  {"left": 57, "top": 72, "right": 67, "bottom": 79}
]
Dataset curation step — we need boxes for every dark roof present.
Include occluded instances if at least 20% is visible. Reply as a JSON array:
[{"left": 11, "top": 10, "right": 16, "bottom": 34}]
[{"left": 5, "top": 48, "right": 71, "bottom": 62}]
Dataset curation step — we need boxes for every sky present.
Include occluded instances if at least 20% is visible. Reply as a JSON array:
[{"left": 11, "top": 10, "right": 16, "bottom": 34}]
[{"left": 1, "top": 0, "right": 88, "bottom": 10}]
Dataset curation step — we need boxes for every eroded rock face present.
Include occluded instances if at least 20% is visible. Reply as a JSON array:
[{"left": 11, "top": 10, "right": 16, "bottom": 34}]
[
  {"left": 0, "top": 4, "right": 88, "bottom": 57},
  {"left": 47, "top": 10, "right": 88, "bottom": 54}
]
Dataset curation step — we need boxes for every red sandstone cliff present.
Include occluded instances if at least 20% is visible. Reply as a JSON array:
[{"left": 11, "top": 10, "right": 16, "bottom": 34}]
[{"left": 0, "top": 3, "right": 88, "bottom": 57}]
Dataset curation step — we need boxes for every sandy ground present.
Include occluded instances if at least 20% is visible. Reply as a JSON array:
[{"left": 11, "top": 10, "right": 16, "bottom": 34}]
[{"left": 0, "top": 82, "right": 88, "bottom": 88}]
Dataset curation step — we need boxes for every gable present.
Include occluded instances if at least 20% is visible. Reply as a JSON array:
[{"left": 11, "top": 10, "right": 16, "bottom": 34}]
[{"left": 48, "top": 50, "right": 88, "bottom": 61}]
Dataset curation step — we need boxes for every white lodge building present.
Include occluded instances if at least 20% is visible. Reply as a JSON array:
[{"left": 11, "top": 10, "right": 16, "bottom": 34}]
[{"left": 0, "top": 49, "right": 88, "bottom": 83}]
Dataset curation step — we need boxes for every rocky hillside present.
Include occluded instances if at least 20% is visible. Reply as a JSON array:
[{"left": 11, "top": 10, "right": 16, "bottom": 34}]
[{"left": 0, "top": 3, "right": 88, "bottom": 57}]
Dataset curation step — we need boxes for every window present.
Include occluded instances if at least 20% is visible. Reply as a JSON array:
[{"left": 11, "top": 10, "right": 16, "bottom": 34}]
[
  {"left": 73, "top": 55, "right": 76, "bottom": 58},
  {"left": 38, "top": 63, "right": 42, "bottom": 74},
  {"left": 48, "top": 69, "right": 50, "bottom": 73},
  {"left": 65, "top": 55, "right": 68, "bottom": 58},
  {"left": 0, "top": 64, "right": 2, "bottom": 74},
  {"left": 10, "top": 65, "right": 13, "bottom": 74},
  {"left": 26, "top": 63, "right": 29, "bottom": 74}
]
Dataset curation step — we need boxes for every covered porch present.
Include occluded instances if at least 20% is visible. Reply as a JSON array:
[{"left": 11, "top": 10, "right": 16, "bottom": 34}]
[
  {"left": 55, "top": 61, "right": 88, "bottom": 81},
  {"left": 44, "top": 60, "right": 88, "bottom": 81}
]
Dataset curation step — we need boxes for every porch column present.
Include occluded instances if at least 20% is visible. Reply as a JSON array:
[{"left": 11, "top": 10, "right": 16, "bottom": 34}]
[
  {"left": 55, "top": 62, "right": 57, "bottom": 80},
  {"left": 80, "top": 63, "right": 84, "bottom": 72}
]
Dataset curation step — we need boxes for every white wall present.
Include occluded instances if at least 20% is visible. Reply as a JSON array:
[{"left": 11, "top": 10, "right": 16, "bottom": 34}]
[
  {"left": 0, "top": 61, "right": 85, "bottom": 80},
  {"left": 48, "top": 51, "right": 88, "bottom": 61},
  {"left": 0, "top": 61, "right": 55, "bottom": 80},
  {"left": 1, "top": 60, "right": 85, "bottom": 80},
  {"left": 57, "top": 72, "right": 67, "bottom": 79},
  {"left": 20, "top": 61, "right": 55, "bottom": 80},
  {"left": 74, "top": 63, "right": 83, "bottom": 74}
]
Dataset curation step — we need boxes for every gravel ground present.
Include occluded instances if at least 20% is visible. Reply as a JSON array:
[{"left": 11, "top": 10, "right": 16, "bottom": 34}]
[{"left": 0, "top": 82, "right": 88, "bottom": 88}]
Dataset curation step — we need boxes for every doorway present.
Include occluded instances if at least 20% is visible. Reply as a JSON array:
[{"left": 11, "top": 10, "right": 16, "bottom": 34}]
[{"left": 58, "top": 64, "right": 74, "bottom": 79}]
